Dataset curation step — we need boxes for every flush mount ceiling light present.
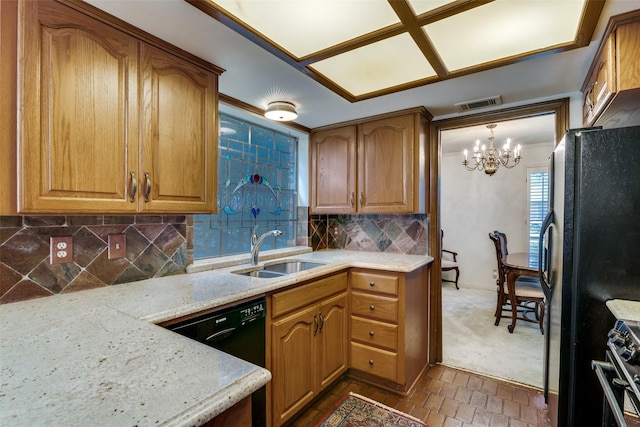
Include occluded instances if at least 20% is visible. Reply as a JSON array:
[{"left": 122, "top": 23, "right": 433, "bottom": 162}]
[{"left": 264, "top": 101, "right": 298, "bottom": 121}]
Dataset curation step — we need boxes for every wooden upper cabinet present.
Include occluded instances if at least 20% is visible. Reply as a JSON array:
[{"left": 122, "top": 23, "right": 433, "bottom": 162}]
[
  {"left": 14, "top": 0, "right": 221, "bottom": 214},
  {"left": 139, "top": 44, "right": 217, "bottom": 213},
  {"left": 358, "top": 114, "right": 414, "bottom": 214},
  {"left": 582, "top": 11, "right": 640, "bottom": 128},
  {"left": 309, "top": 126, "right": 356, "bottom": 214},
  {"left": 18, "top": 0, "right": 138, "bottom": 213},
  {"left": 582, "top": 33, "right": 614, "bottom": 126},
  {"left": 310, "top": 109, "right": 429, "bottom": 214}
]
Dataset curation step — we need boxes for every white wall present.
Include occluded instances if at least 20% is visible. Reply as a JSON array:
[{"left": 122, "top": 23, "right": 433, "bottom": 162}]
[{"left": 441, "top": 142, "right": 554, "bottom": 290}]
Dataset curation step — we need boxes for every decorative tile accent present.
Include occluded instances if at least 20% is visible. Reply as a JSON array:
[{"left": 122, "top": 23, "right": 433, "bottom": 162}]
[
  {"left": 311, "top": 214, "right": 429, "bottom": 255},
  {"left": 0, "top": 215, "right": 192, "bottom": 304}
]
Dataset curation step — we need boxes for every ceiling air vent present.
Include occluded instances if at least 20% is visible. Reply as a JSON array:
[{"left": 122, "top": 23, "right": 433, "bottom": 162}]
[{"left": 455, "top": 96, "right": 502, "bottom": 112}]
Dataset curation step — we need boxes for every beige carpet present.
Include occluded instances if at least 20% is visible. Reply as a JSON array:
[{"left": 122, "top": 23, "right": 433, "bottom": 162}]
[{"left": 441, "top": 285, "right": 544, "bottom": 389}]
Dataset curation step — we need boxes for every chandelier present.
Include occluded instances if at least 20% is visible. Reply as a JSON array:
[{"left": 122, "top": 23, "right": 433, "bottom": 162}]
[{"left": 462, "top": 124, "right": 521, "bottom": 176}]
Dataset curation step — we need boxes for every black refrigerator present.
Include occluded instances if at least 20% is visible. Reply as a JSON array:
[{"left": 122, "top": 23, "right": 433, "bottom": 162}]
[{"left": 539, "top": 125, "right": 640, "bottom": 426}]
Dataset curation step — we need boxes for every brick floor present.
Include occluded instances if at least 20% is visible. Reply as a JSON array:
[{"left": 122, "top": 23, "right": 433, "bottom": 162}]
[
  {"left": 287, "top": 364, "right": 550, "bottom": 427},
  {"left": 286, "top": 364, "right": 640, "bottom": 427}
]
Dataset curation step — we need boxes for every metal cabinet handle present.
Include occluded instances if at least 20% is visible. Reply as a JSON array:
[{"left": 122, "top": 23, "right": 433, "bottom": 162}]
[
  {"left": 144, "top": 172, "right": 151, "bottom": 202},
  {"left": 359, "top": 192, "right": 364, "bottom": 207},
  {"left": 369, "top": 330, "right": 374, "bottom": 337},
  {"left": 585, "top": 83, "right": 595, "bottom": 111},
  {"left": 350, "top": 192, "right": 354, "bottom": 207},
  {"left": 369, "top": 281, "right": 375, "bottom": 287},
  {"left": 129, "top": 171, "right": 137, "bottom": 202},
  {"left": 313, "top": 314, "right": 318, "bottom": 336},
  {"left": 369, "top": 305, "right": 375, "bottom": 311},
  {"left": 319, "top": 313, "right": 324, "bottom": 332},
  {"left": 368, "top": 360, "right": 374, "bottom": 366}
]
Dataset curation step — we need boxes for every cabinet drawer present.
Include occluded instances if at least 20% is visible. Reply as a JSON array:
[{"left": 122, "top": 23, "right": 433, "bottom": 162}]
[
  {"left": 350, "top": 342, "right": 397, "bottom": 382},
  {"left": 350, "top": 316, "right": 397, "bottom": 351},
  {"left": 351, "top": 271, "right": 398, "bottom": 296},
  {"left": 351, "top": 293, "right": 398, "bottom": 323},
  {"left": 271, "top": 272, "right": 348, "bottom": 318}
]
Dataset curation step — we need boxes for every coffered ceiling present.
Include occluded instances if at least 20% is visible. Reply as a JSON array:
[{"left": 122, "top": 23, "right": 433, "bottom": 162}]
[
  {"left": 189, "top": 0, "right": 603, "bottom": 102},
  {"left": 84, "top": 0, "right": 636, "bottom": 131}
]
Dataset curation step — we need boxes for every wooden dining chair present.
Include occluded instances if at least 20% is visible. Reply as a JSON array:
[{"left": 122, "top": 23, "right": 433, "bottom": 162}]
[
  {"left": 441, "top": 230, "right": 460, "bottom": 289},
  {"left": 493, "top": 229, "right": 538, "bottom": 285},
  {"left": 489, "top": 232, "right": 545, "bottom": 334}
]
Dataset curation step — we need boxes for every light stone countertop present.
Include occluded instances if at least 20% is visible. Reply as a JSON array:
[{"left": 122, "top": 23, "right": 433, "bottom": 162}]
[
  {"left": 606, "top": 299, "right": 640, "bottom": 322},
  {"left": 0, "top": 249, "right": 433, "bottom": 427}
]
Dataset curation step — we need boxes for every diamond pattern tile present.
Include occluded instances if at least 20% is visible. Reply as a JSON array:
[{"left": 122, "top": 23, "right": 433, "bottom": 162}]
[
  {"left": 0, "top": 215, "right": 191, "bottom": 304},
  {"left": 311, "top": 214, "right": 429, "bottom": 255}
]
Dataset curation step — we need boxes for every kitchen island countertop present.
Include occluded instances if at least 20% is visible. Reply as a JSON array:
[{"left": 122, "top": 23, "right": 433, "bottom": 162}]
[{"left": 0, "top": 249, "right": 433, "bottom": 426}]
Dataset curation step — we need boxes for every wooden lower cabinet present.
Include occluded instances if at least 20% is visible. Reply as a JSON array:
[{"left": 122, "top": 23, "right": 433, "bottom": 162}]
[
  {"left": 269, "top": 273, "right": 348, "bottom": 427},
  {"left": 203, "top": 396, "right": 251, "bottom": 427},
  {"left": 267, "top": 266, "right": 429, "bottom": 426},
  {"left": 349, "top": 267, "right": 429, "bottom": 394}
]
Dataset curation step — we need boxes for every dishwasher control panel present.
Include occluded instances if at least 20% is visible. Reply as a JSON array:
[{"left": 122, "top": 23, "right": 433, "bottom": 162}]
[{"left": 240, "top": 300, "right": 266, "bottom": 325}]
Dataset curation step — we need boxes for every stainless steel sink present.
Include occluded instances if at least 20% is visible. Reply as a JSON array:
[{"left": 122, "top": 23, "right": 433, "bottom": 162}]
[
  {"left": 236, "top": 269, "right": 286, "bottom": 278},
  {"left": 231, "top": 260, "right": 326, "bottom": 278},
  {"left": 263, "top": 260, "right": 326, "bottom": 274}
]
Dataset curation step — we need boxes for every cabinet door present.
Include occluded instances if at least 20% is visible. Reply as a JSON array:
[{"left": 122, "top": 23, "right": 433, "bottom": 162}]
[
  {"left": 139, "top": 43, "right": 217, "bottom": 213},
  {"left": 318, "top": 292, "right": 348, "bottom": 390},
  {"left": 18, "top": 0, "right": 138, "bottom": 213},
  {"left": 583, "top": 33, "right": 614, "bottom": 126},
  {"left": 271, "top": 305, "right": 317, "bottom": 426},
  {"left": 358, "top": 114, "right": 414, "bottom": 213},
  {"left": 310, "top": 126, "right": 356, "bottom": 214}
]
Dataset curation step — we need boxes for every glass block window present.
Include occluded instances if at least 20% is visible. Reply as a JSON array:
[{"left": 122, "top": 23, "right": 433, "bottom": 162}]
[{"left": 193, "top": 113, "right": 298, "bottom": 258}]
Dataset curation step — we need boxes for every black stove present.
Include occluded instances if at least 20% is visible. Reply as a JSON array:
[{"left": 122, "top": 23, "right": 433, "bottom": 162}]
[{"left": 607, "top": 319, "right": 640, "bottom": 416}]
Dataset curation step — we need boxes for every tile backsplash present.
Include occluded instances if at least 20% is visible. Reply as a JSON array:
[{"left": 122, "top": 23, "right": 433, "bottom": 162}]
[
  {"left": 0, "top": 212, "right": 428, "bottom": 305},
  {"left": 310, "top": 214, "right": 429, "bottom": 255},
  {"left": 0, "top": 215, "right": 191, "bottom": 304}
]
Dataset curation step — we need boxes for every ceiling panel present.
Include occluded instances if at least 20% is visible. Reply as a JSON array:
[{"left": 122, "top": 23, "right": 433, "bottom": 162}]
[
  {"left": 425, "top": 0, "right": 586, "bottom": 71},
  {"left": 309, "top": 33, "right": 437, "bottom": 97},
  {"left": 206, "top": 0, "right": 400, "bottom": 58}
]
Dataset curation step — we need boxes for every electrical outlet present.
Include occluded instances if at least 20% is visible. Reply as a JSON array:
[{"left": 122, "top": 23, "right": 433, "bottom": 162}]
[
  {"left": 108, "top": 234, "right": 126, "bottom": 259},
  {"left": 50, "top": 236, "right": 73, "bottom": 264}
]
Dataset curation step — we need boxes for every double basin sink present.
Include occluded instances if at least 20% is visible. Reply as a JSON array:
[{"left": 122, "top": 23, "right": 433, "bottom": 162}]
[{"left": 232, "top": 260, "right": 326, "bottom": 278}]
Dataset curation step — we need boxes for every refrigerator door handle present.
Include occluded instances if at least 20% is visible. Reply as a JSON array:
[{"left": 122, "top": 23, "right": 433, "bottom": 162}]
[{"left": 539, "top": 209, "right": 554, "bottom": 300}]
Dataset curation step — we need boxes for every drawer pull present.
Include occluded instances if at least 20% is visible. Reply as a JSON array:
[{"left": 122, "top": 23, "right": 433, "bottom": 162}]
[
  {"left": 369, "top": 305, "right": 375, "bottom": 311},
  {"left": 369, "top": 360, "right": 374, "bottom": 366},
  {"left": 369, "top": 330, "right": 374, "bottom": 336},
  {"left": 369, "top": 281, "right": 375, "bottom": 287}
]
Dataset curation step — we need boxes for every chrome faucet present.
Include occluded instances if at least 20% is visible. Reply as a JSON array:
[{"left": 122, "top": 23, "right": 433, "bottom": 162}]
[{"left": 251, "top": 226, "right": 282, "bottom": 265}]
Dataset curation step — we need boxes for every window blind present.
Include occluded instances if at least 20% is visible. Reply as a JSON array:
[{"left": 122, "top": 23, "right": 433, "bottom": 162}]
[{"left": 528, "top": 170, "right": 549, "bottom": 256}]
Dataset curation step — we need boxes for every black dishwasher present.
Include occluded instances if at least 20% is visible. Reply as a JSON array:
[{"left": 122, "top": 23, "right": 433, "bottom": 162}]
[{"left": 167, "top": 298, "right": 266, "bottom": 427}]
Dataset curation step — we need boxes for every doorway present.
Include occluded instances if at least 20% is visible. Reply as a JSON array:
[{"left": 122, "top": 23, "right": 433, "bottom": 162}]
[{"left": 428, "top": 99, "right": 570, "bottom": 386}]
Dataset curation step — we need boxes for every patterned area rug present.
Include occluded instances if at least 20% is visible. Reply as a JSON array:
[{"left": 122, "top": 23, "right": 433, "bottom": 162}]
[{"left": 315, "top": 392, "right": 428, "bottom": 427}]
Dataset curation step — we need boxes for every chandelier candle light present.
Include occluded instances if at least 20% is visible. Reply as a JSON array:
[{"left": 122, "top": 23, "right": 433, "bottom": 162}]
[{"left": 462, "top": 124, "right": 521, "bottom": 176}]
